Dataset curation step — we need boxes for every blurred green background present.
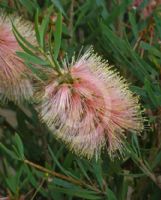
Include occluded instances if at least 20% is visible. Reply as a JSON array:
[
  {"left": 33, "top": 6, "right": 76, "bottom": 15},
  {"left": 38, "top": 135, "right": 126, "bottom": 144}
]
[{"left": 0, "top": 0, "right": 161, "bottom": 199}]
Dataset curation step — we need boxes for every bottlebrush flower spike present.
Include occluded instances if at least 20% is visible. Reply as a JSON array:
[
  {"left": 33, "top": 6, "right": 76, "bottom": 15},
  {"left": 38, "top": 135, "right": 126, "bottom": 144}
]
[
  {"left": 39, "top": 48, "right": 144, "bottom": 159},
  {"left": 0, "top": 11, "right": 35, "bottom": 103}
]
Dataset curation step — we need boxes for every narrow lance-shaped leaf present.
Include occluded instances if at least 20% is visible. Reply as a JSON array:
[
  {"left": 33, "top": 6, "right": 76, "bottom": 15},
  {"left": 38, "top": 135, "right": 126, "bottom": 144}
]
[
  {"left": 39, "top": 6, "right": 53, "bottom": 50},
  {"left": 106, "top": 187, "right": 117, "bottom": 200},
  {"left": 0, "top": 143, "right": 18, "bottom": 160},
  {"left": 54, "top": 12, "right": 62, "bottom": 60},
  {"left": 13, "top": 133, "right": 25, "bottom": 159},
  {"left": 35, "top": 8, "right": 41, "bottom": 44},
  {"left": 12, "top": 22, "right": 37, "bottom": 52},
  {"left": 16, "top": 51, "right": 47, "bottom": 65},
  {"left": 51, "top": 0, "right": 66, "bottom": 17},
  {"left": 19, "top": 0, "right": 39, "bottom": 14}
]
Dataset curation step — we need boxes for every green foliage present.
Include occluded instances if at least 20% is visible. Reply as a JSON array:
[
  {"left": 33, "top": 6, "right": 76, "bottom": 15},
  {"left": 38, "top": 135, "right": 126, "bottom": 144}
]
[{"left": 0, "top": 0, "right": 161, "bottom": 199}]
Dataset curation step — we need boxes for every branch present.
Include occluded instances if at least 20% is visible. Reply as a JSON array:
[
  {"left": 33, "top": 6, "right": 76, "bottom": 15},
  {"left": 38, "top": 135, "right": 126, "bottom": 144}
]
[{"left": 24, "top": 159, "right": 103, "bottom": 194}]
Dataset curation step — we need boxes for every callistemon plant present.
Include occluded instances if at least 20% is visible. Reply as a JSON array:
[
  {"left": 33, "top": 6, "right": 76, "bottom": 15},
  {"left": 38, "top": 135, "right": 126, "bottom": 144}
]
[
  {"left": 39, "top": 48, "right": 144, "bottom": 159},
  {"left": 0, "top": 11, "right": 35, "bottom": 104}
]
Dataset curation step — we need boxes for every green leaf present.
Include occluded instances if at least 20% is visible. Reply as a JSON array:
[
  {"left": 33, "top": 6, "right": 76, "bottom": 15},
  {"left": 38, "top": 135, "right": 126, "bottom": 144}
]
[
  {"left": 25, "top": 62, "right": 48, "bottom": 80},
  {"left": 13, "top": 32, "right": 35, "bottom": 56},
  {"left": 152, "top": 150, "right": 161, "bottom": 169},
  {"left": 48, "top": 146, "right": 77, "bottom": 178},
  {"left": 0, "top": 143, "right": 18, "bottom": 160},
  {"left": 76, "top": 159, "right": 91, "bottom": 182},
  {"left": 13, "top": 133, "right": 24, "bottom": 159},
  {"left": 144, "top": 78, "right": 160, "bottom": 107},
  {"left": 51, "top": 0, "right": 66, "bottom": 17},
  {"left": 19, "top": 0, "right": 38, "bottom": 14},
  {"left": 25, "top": 165, "right": 38, "bottom": 187},
  {"left": 106, "top": 187, "right": 117, "bottom": 200},
  {"left": 96, "top": 0, "right": 108, "bottom": 19},
  {"left": 130, "top": 86, "right": 147, "bottom": 98},
  {"left": 12, "top": 23, "right": 37, "bottom": 51},
  {"left": 131, "top": 133, "right": 141, "bottom": 157},
  {"left": 5, "top": 165, "right": 24, "bottom": 194},
  {"left": 49, "top": 185, "right": 102, "bottom": 199},
  {"left": 129, "top": 11, "right": 138, "bottom": 39},
  {"left": 54, "top": 12, "right": 62, "bottom": 59},
  {"left": 140, "top": 41, "right": 161, "bottom": 58},
  {"left": 16, "top": 51, "right": 47, "bottom": 65},
  {"left": 53, "top": 177, "right": 75, "bottom": 188},
  {"left": 39, "top": 6, "right": 53, "bottom": 50},
  {"left": 106, "top": 0, "right": 130, "bottom": 24},
  {"left": 35, "top": 9, "right": 41, "bottom": 44},
  {"left": 99, "top": 23, "right": 151, "bottom": 82},
  {"left": 6, "top": 176, "right": 18, "bottom": 194},
  {"left": 93, "top": 159, "right": 103, "bottom": 188}
]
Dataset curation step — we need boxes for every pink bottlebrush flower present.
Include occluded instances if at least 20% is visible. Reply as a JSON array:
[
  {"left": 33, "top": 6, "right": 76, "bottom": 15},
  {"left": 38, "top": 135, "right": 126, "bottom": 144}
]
[
  {"left": 0, "top": 11, "right": 35, "bottom": 104},
  {"left": 39, "top": 48, "right": 144, "bottom": 159}
]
